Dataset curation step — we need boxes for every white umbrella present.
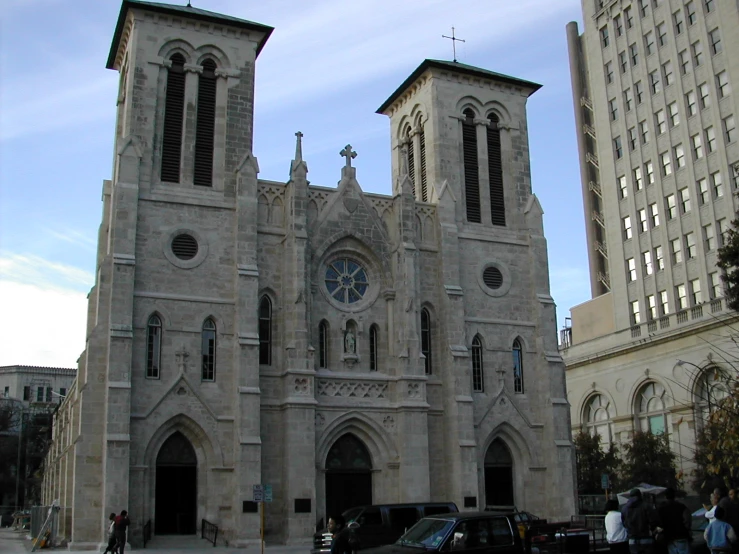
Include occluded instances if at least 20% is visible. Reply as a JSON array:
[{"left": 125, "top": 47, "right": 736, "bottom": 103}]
[{"left": 617, "top": 483, "right": 668, "bottom": 505}]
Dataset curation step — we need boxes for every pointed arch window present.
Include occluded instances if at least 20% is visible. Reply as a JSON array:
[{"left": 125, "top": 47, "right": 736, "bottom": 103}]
[
  {"left": 419, "top": 126, "right": 428, "bottom": 202},
  {"left": 406, "top": 128, "right": 416, "bottom": 197},
  {"left": 463, "top": 109, "right": 481, "bottom": 223},
  {"left": 472, "top": 335, "right": 484, "bottom": 392},
  {"left": 421, "top": 309, "right": 432, "bottom": 375},
  {"left": 201, "top": 318, "right": 216, "bottom": 381},
  {"left": 146, "top": 315, "right": 162, "bottom": 379},
  {"left": 194, "top": 58, "right": 217, "bottom": 187},
  {"left": 512, "top": 339, "right": 524, "bottom": 393},
  {"left": 258, "top": 296, "right": 272, "bottom": 366},
  {"left": 161, "top": 53, "right": 185, "bottom": 183},
  {"left": 319, "top": 320, "right": 329, "bottom": 369},
  {"left": 369, "top": 325, "right": 379, "bottom": 371},
  {"left": 487, "top": 114, "right": 506, "bottom": 226}
]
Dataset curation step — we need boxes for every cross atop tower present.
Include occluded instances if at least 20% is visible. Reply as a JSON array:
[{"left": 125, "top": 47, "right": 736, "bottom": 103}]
[
  {"left": 442, "top": 27, "right": 465, "bottom": 63},
  {"left": 295, "top": 131, "right": 304, "bottom": 161},
  {"left": 340, "top": 144, "right": 357, "bottom": 167}
]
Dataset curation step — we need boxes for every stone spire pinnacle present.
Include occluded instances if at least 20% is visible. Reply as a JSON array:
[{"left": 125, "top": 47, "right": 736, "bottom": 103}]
[{"left": 294, "top": 131, "right": 303, "bottom": 162}]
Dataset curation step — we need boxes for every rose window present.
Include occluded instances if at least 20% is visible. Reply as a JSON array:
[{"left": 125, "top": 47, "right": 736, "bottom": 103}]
[{"left": 325, "top": 258, "right": 369, "bottom": 304}]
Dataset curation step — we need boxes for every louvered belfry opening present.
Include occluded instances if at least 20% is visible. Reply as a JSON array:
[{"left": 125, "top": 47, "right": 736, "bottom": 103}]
[
  {"left": 487, "top": 114, "right": 506, "bottom": 226},
  {"left": 462, "top": 109, "right": 481, "bottom": 223},
  {"left": 161, "top": 53, "right": 185, "bottom": 183},
  {"left": 419, "top": 128, "right": 428, "bottom": 202},
  {"left": 194, "top": 58, "right": 217, "bottom": 187},
  {"left": 406, "top": 129, "right": 416, "bottom": 197}
]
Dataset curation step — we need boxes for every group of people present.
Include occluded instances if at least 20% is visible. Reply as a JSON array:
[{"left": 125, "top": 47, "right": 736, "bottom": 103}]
[
  {"left": 102, "top": 510, "right": 130, "bottom": 554},
  {"left": 606, "top": 487, "right": 739, "bottom": 554}
]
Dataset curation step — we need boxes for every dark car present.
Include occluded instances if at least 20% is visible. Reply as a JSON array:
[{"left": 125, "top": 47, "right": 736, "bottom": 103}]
[
  {"left": 362, "top": 511, "right": 523, "bottom": 554},
  {"left": 312, "top": 503, "right": 458, "bottom": 554}
]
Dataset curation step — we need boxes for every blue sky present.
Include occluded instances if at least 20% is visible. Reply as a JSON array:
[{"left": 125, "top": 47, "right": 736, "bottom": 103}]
[{"left": 0, "top": 0, "right": 589, "bottom": 367}]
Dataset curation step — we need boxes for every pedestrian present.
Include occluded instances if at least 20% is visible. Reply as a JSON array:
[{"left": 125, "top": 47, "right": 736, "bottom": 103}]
[
  {"left": 102, "top": 513, "right": 118, "bottom": 554},
  {"left": 113, "top": 510, "right": 130, "bottom": 554},
  {"left": 605, "top": 499, "right": 629, "bottom": 554},
  {"left": 704, "top": 507, "right": 737, "bottom": 554},
  {"left": 328, "top": 514, "right": 352, "bottom": 554},
  {"left": 623, "top": 488, "right": 661, "bottom": 554},
  {"left": 657, "top": 488, "right": 691, "bottom": 554},
  {"left": 706, "top": 491, "right": 721, "bottom": 522}
]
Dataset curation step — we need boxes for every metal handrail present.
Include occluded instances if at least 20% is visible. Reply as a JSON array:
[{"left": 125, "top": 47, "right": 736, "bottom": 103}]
[
  {"left": 143, "top": 519, "right": 151, "bottom": 548},
  {"left": 201, "top": 518, "right": 218, "bottom": 547}
]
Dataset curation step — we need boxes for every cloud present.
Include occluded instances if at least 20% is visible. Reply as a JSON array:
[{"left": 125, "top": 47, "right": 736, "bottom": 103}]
[
  {"left": 0, "top": 253, "right": 94, "bottom": 293},
  {"left": 46, "top": 227, "right": 98, "bottom": 252},
  {"left": 0, "top": 280, "right": 87, "bottom": 368}
]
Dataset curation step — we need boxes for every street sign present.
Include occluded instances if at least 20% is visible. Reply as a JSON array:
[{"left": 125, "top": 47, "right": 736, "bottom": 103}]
[
  {"left": 253, "top": 484, "right": 264, "bottom": 502},
  {"left": 601, "top": 474, "right": 609, "bottom": 490},
  {"left": 264, "top": 484, "right": 273, "bottom": 503}
]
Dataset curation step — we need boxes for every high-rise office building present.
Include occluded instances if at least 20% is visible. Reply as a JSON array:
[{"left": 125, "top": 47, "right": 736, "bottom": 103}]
[{"left": 563, "top": 0, "right": 739, "bottom": 490}]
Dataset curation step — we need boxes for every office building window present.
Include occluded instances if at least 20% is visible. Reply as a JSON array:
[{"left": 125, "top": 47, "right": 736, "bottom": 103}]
[
  {"left": 656, "top": 109, "right": 666, "bottom": 134},
  {"left": 679, "top": 187, "right": 691, "bottom": 212},
  {"left": 643, "top": 251, "right": 653, "bottom": 275},
  {"left": 674, "top": 144, "right": 685, "bottom": 169},
  {"left": 704, "top": 0, "right": 714, "bottom": 13},
  {"left": 719, "top": 219, "right": 729, "bottom": 246},
  {"left": 686, "top": 232, "right": 697, "bottom": 258},
  {"left": 661, "top": 151, "right": 672, "bottom": 176},
  {"left": 645, "top": 31, "right": 655, "bottom": 55},
  {"left": 615, "top": 14, "right": 624, "bottom": 36},
  {"left": 668, "top": 102, "right": 680, "bottom": 127},
  {"left": 634, "top": 167, "right": 644, "bottom": 190},
  {"left": 712, "top": 171, "right": 724, "bottom": 198},
  {"left": 660, "top": 290, "right": 670, "bottom": 314},
  {"left": 704, "top": 223, "right": 715, "bottom": 251},
  {"left": 650, "top": 203, "right": 659, "bottom": 227},
  {"left": 674, "top": 11, "right": 684, "bottom": 34},
  {"left": 717, "top": 71, "right": 731, "bottom": 98},
  {"left": 655, "top": 246, "right": 665, "bottom": 271},
  {"left": 638, "top": 208, "right": 648, "bottom": 232},
  {"left": 690, "top": 278, "right": 702, "bottom": 305},
  {"left": 706, "top": 126, "right": 716, "bottom": 152},
  {"left": 710, "top": 272, "right": 721, "bottom": 298},
  {"left": 725, "top": 116, "right": 737, "bottom": 143},
  {"left": 645, "top": 161, "right": 655, "bottom": 185},
  {"left": 657, "top": 22, "right": 667, "bottom": 47},
  {"left": 679, "top": 50, "right": 690, "bottom": 74},
  {"left": 605, "top": 61, "right": 614, "bottom": 84},
  {"left": 635, "top": 81, "right": 644, "bottom": 103},
  {"left": 698, "top": 178, "right": 709, "bottom": 204},
  {"left": 623, "top": 215, "right": 633, "bottom": 240},
  {"left": 686, "top": 1, "right": 697, "bottom": 25},
  {"left": 692, "top": 134, "right": 703, "bottom": 159},
  {"left": 665, "top": 194, "right": 677, "bottom": 219},
  {"left": 631, "top": 300, "right": 641, "bottom": 325},
  {"left": 626, "top": 5, "right": 634, "bottom": 27},
  {"left": 640, "top": 120, "right": 649, "bottom": 144},
  {"left": 629, "top": 127, "right": 638, "bottom": 150},
  {"left": 709, "top": 29, "right": 722, "bottom": 55},
  {"left": 699, "top": 83, "right": 710, "bottom": 108},
  {"left": 686, "top": 90, "right": 697, "bottom": 116},
  {"left": 624, "top": 88, "right": 634, "bottom": 111},
  {"left": 630, "top": 43, "right": 639, "bottom": 66},
  {"left": 672, "top": 237, "right": 683, "bottom": 264},
  {"left": 601, "top": 25, "right": 610, "bottom": 48},
  {"left": 692, "top": 41, "right": 704, "bottom": 66},
  {"left": 647, "top": 294, "right": 657, "bottom": 320},
  {"left": 619, "top": 175, "right": 629, "bottom": 198},
  {"left": 620, "top": 51, "right": 629, "bottom": 73},
  {"left": 663, "top": 61, "right": 674, "bottom": 86},
  {"left": 676, "top": 284, "right": 688, "bottom": 310},
  {"left": 610, "top": 98, "right": 619, "bottom": 121},
  {"left": 628, "top": 257, "right": 637, "bottom": 282},
  {"left": 614, "top": 136, "right": 623, "bottom": 159},
  {"left": 650, "top": 70, "right": 661, "bottom": 94}
]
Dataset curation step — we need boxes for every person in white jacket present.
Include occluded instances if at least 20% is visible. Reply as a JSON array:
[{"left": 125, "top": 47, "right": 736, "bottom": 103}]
[{"left": 605, "top": 499, "right": 629, "bottom": 554}]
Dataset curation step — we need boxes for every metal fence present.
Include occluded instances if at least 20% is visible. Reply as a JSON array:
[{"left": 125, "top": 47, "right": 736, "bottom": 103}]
[
  {"left": 30, "top": 505, "right": 59, "bottom": 547},
  {"left": 201, "top": 519, "right": 218, "bottom": 547}
]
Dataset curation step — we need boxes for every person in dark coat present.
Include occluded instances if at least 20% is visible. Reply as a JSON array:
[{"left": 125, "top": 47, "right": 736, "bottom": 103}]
[
  {"left": 113, "top": 510, "right": 130, "bottom": 554},
  {"left": 657, "top": 488, "right": 691, "bottom": 554},
  {"left": 328, "top": 514, "right": 353, "bottom": 554},
  {"left": 622, "top": 489, "right": 661, "bottom": 554}
]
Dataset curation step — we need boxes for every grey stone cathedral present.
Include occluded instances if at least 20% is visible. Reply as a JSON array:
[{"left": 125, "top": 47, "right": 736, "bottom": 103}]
[{"left": 42, "top": 0, "right": 576, "bottom": 548}]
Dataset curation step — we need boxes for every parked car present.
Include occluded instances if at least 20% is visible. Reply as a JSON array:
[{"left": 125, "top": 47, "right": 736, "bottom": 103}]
[
  {"left": 311, "top": 502, "right": 458, "bottom": 554},
  {"left": 361, "top": 511, "right": 523, "bottom": 554}
]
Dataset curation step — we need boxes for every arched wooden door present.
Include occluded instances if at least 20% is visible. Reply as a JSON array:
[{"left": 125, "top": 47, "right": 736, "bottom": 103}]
[
  {"left": 325, "top": 433, "right": 372, "bottom": 519},
  {"left": 484, "top": 438, "right": 514, "bottom": 508},
  {"left": 155, "top": 431, "right": 197, "bottom": 534}
]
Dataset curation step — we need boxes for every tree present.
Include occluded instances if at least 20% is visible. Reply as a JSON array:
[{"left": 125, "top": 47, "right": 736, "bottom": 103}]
[
  {"left": 693, "top": 379, "right": 739, "bottom": 490},
  {"left": 573, "top": 431, "right": 621, "bottom": 493},
  {"left": 717, "top": 218, "right": 739, "bottom": 310},
  {"left": 621, "top": 431, "right": 679, "bottom": 489}
]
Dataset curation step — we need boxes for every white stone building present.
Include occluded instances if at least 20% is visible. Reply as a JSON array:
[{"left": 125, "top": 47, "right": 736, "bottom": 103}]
[
  {"left": 563, "top": 0, "right": 739, "bottom": 490},
  {"left": 42, "top": 0, "right": 576, "bottom": 547},
  {"left": 0, "top": 365, "right": 76, "bottom": 406}
]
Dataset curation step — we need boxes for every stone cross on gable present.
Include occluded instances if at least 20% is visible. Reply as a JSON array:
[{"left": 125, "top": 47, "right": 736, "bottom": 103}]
[
  {"left": 176, "top": 348, "right": 189, "bottom": 373},
  {"left": 295, "top": 131, "right": 303, "bottom": 161},
  {"left": 340, "top": 144, "right": 357, "bottom": 167}
]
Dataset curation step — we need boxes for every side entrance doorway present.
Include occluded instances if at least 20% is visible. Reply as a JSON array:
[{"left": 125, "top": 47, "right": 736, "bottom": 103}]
[
  {"left": 155, "top": 431, "right": 197, "bottom": 534},
  {"left": 325, "top": 433, "right": 372, "bottom": 519},
  {"left": 484, "top": 438, "right": 514, "bottom": 509}
]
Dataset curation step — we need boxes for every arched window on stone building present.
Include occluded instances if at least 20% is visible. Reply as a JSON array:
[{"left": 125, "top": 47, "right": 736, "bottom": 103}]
[
  {"left": 161, "top": 53, "right": 185, "bottom": 183},
  {"left": 421, "top": 309, "right": 432, "bottom": 375},
  {"left": 462, "top": 109, "right": 481, "bottom": 223},
  {"left": 201, "top": 317, "right": 216, "bottom": 381},
  {"left": 194, "top": 58, "right": 217, "bottom": 187},
  {"left": 319, "top": 320, "right": 329, "bottom": 369},
  {"left": 419, "top": 125, "right": 428, "bottom": 202},
  {"left": 512, "top": 339, "right": 524, "bottom": 393},
  {"left": 472, "top": 335, "right": 484, "bottom": 392},
  {"left": 694, "top": 367, "right": 730, "bottom": 427},
  {"left": 635, "top": 381, "right": 669, "bottom": 434},
  {"left": 406, "top": 127, "right": 416, "bottom": 197},
  {"left": 146, "top": 314, "right": 162, "bottom": 379},
  {"left": 584, "top": 394, "right": 614, "bottom": 445},
  {"left": 258, "top": 296, "right": 272, "bottom": 366}
]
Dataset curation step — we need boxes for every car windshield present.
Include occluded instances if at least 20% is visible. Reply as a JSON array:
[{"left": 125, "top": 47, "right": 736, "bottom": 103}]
[
  {"left": 397, "top": 518, "right": 454, "bottom": 549},
  {"left": 343, "top": 508, "right": 363, "bottom": 525}
]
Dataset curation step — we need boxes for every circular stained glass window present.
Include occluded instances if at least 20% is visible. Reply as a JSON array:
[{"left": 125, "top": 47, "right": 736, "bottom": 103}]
[{"left": 325, "top": 258, "right": 369, "bottom": 304}]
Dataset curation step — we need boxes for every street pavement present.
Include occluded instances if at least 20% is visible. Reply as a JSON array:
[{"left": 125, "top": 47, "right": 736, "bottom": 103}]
[{"left": 0, "top": 528, "right": 312, "bottom": 554}]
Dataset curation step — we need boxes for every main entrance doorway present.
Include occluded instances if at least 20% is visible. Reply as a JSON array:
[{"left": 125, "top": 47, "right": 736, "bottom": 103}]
[
  {"left": 325, "top": 433, "right": 372, "bottom": 519},
  {"left": 484, "top": 438, "right": 514, "bottom": 509},
  {"left": 155, "top": 431, "right": 197, "bottom": 534}
]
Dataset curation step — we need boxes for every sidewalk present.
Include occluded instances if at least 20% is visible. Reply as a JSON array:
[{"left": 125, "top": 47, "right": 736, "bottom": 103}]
[{"left": 0, "top": 528, "right": 311, "bottom": 554}]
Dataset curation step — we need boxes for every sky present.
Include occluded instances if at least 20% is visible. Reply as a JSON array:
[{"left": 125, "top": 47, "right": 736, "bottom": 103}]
[{"left": 0, "top": 0, "right": 589, "bottom": 368}]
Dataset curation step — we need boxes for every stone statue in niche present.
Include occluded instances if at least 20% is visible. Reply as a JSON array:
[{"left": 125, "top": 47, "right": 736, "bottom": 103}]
[{"left": 344, "top": 330, "right": 356, "bottom": 354}]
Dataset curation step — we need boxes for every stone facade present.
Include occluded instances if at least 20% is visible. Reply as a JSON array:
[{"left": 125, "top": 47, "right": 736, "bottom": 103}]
[
  {"left": 42, "top": 0, "right": 576, "bottom": 548},
  {"left": 563, "top": 0, "right": 739, "bottom": 491}
]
